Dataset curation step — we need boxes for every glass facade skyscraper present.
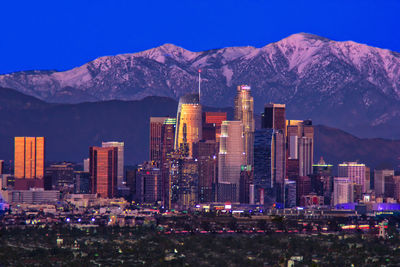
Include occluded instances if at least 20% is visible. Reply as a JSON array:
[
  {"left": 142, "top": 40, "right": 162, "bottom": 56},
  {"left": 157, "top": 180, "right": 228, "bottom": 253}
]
[{"left": 14, "top": 137, "right": 45, "bottom": 179}]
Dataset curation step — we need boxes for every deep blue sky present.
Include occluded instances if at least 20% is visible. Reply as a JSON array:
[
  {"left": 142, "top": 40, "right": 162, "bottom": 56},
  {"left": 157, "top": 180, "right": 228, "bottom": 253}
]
[{"left": 1, "top": 0, "right": 399, "bottom": 74}]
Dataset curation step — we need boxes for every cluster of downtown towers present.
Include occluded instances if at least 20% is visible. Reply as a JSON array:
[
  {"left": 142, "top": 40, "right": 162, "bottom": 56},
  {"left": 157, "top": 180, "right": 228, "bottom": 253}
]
[{"left": 146, "top": 85, "right": 314, "bottom": 209}]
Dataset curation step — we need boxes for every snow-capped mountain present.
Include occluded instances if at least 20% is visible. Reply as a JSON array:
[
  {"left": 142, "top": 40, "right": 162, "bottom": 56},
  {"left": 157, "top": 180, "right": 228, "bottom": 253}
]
[{"left": 1, "top": 33, "right": 400, "bottom": 138}]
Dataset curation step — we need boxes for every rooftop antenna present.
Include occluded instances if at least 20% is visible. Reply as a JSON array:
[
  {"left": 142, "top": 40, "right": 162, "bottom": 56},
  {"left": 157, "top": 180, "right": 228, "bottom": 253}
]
[{"left": 198, "top": 69, "right": 201, "bottom": 103}]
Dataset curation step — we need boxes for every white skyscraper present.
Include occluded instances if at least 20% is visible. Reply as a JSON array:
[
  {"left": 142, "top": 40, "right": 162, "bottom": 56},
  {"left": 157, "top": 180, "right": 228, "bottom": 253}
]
[
  {"left": 333, "top": 177, "right": 354, "bottom": 206},
  {"left": 218, "top": 121, "right": 245, "bottom": 202},
  {"left": 83, "top": 158, "right": 89, "bottom": 172},
  {"left": 102, "top": 141, "right": 125, "bottom": 189}
]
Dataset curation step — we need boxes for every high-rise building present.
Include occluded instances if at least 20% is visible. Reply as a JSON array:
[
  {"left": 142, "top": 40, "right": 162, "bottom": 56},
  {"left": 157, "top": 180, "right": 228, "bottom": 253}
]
[
  {"left": 254, "top": 128, "right": 285, "bottom": 205},
  {"left": 136, "top": 163, "right": 162, "bottom": 204},
  {"left": 286, "top": 120, "right": 314, "bottom": 177},
  {"left": 374, "top": 169, "right": 395, "bottom": 197},
  {"left": 175, "top": 93, "right": 202, "bottom": 157},
  {"left": 102, "top": 141, "right": 124, "bottom": 189},
  {"left": 218, "top": 121, "right": 245, "bottom": 202},
  {"left": 193, "top": 140, "right": 218, "bottom": 203},
  {"left": 234, "top": 85, "right": 255, "bottom": 166},
  {"left": 285, "top": 180, "right": 297, "bottom": 208},
  {"left": 338, "top": 162, "right": 367, "bottom": 192},
  {"left": 202, "top": 112, "right": 227, "bottom": 141},
  {"left": 333, "top": 177, "right": 354, "bottom": 206},
  {"left": 312, "top": 157, "right": 333, "bottom": 176},
  {"left": 89, "top": 146, "right": 118, "bottom": 198},
  {"left": 239, "top": 165, "right": 254, "bottom": 204},
  {"left": 150, "top": 117, "right": 170, "bottom": 164},
  {"left": 14, "top": 137, "right": 45, "bottom": 179},
  {"left": 262, "top": 104, "right": 286, "bottom": 134}
]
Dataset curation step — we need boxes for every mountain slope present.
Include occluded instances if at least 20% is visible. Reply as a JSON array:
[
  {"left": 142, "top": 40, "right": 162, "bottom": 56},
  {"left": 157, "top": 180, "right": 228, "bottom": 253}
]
[
  {"left": 1, "top": 33, "right": 400, "bottom": 138},
  {"left": 0, "top": 87, "right": 399, "bottom": 169}
]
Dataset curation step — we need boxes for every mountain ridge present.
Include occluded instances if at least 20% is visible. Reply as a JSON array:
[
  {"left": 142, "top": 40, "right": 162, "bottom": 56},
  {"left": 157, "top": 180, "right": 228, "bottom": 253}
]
[{"left": 1, "top": 33, "right": 400, "bottom": 138}]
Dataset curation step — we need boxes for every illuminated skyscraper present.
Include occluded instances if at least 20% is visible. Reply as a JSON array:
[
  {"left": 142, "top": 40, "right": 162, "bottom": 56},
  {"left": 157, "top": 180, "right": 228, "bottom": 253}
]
[
  {"left": 150, "top": 117, "right": 169, "bottom": 164},
  {"left": 218, "top": 121, "right": 245, "bottom": 202},
  {"left": 175, "top": 93, "right": 202, "bottom": 157},
  {"left": 333, "top": 177, "right": 354, "bottom": 206},
  {"left": 234, "top": 85, "right": 255, "bottom": 166},
  {"left": 89, "top": 146, "right": 118, "bottom": 198},
  {"left": 286, "top": 120, "right": 314, "bottom": 177},
  {"left": 338, "top": 162, "right": 367, "bottom": 192},
  {"left": 102, "top": 141, "right": 124, "bottom": 189},
  {"left": 14, "top": 137, "right": 45, "bottom": 179}
]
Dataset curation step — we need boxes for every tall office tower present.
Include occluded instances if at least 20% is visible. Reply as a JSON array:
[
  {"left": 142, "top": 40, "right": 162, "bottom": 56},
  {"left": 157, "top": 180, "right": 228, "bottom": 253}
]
[
  {"left": 338, "top": 162, "right": 367, "bottom": 192},
  {"left": 89, "top": 146, "right": 118, "bottom": 198},
  {"left": 169, "top": 155, "right": 199, "bottom": 209},
  {"left": 0, "top": 160, "right": 3, "bottom": 175},
  {"left": 298, "top": 137, "right": 313, "bottom": 176},
  {"left": 333, "top": 177, "right": 354, "bottom": 206},
  {"left": 286, "top": 120, "right": 314, "bottom": 177},
  {"left": 239, "top": 165, "right": 254, "bottom": 204},
  {"left": 285, "top": 180, "right": 297, "bottom": 208},
  {"left": 374, "top": 169, "right": 395, "bottom": 197},
  {"left": 102, "top": 141, "right": 124, "bottom": 189},
  {"left": 218, "top": 121, "right": 245, "bottom": 202},
  {"left": 175, "top": 93, "right": 202, "bottom": 157},
  {"left": 202, "top": 112, "right": 227, "bottom": 141},
  {"left": 150, "top": 117, "right": 169, "bottom": 164},
  {"left": 234, "top": 85, "right": 255, "bottom": 166},
  {"left": 262, "top": 104, "right": 286, "bottom": 134},
  {"left": 136, "top": 162, "right": 162, "bottom": 204},
  {"left": 161, "top": 118, "right": 176, "bottom": 164},
  {"left": 14, "top": 137, "right": 45, "bottom": 179},
  {"left": 44, "top": 162, "right": 74, "bottom": 192},
  {"left": 83, "top": 158, "right": 90, "bottom": 172},
  {"left": 193, "top": 140, "right": 218, "bottom": 203},
  {"left": 253, "top": 128, "right": 286, "bottom": 205}
]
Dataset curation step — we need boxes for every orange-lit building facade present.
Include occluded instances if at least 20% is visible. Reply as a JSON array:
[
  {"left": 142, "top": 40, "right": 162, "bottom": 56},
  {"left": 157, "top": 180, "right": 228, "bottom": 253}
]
[
  {"left": 175, "top": 94, "right": 202, "bottom": 157},
  {"left": 14, "top": 137, "right": 45, "bottom": 179},
  {"left": 89, "top": 146, "right": 118, "bottom": 198}
]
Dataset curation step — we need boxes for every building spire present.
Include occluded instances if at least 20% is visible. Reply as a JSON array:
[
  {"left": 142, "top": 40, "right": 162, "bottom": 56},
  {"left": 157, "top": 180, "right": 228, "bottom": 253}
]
[{"left": 198, "top": 69, "right": 201, "bottom": 103}]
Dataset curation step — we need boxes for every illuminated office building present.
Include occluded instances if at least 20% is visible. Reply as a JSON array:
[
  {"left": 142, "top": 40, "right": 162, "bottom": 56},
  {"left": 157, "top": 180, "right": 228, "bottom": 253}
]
[
  {"left": 333, "top": 177, "right": 354, "bottom": 206},
  {"left": 286, "top": 120, "right": 314, "bottom": 177},
  {"left": 234, "top": 85, "right": 255, "bottom": 166},
  {"left": 89, "top": 146, "right": 118, "bottom": 198},
  {"left": 14, "top": 137, "right": 45, "bottom": 179},
  {"left": 338, "top": 162, "right": 367, "bottom": 193},
  {"left": 102, "top": 141, "right": 124, "bottom": 189},
  {"left": 218, "top": 121, "right": 245, "bottom": 202},
  {"left": 150, "top": 117, "right": 169, "bottom": 164},
  {"left": 193, "top": 140, "right": 218, "bottom": 203},
  {"left": 175, "top": 94, "right": 202, "bottom": 157}
]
